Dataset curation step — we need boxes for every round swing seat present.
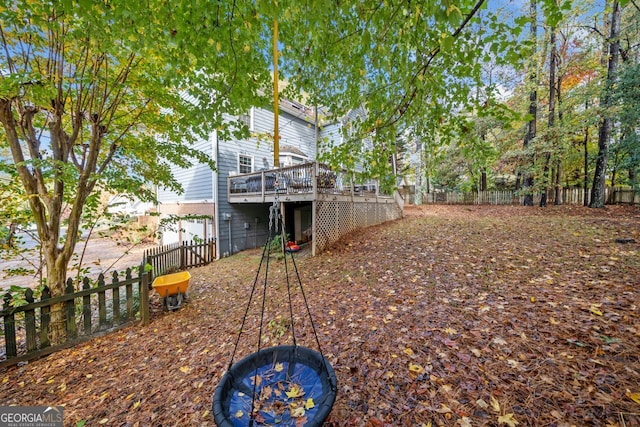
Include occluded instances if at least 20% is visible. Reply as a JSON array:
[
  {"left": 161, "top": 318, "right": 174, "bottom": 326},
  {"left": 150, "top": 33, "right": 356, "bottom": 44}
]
[{"left": 213, "top": 345, "right": 337, "bottom": 426}]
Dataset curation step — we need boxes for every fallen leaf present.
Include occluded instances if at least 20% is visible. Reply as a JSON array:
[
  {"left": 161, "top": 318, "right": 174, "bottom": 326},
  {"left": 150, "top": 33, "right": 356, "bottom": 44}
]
[
  {"left": 490, "top": 396, "right": 500, "bottom": 412},
  {"left": 442, "top": 337, "right": 457, "bottom": 347},
  {"left": 457, "top": 352, "right": 471, "bottom": 363},
  {"left": 627, "top": 391, "right": 640, "bottom": 405},
  {"left": 179, "top": 366, "right": 191, "bottom": 374},
  {"left": 457, "top": 417, "right": 472, "bottom": 427},
  {"left": 274, "top": 362, "right": 284, "bottom": 372},
  {"left": 409, "top": 363, "right": 425, "bottom": 374},
  {"left": 476, "top": 398, "right": 488, "bottom": 409},
  {"left": 291, "top": 406, "right": 305, "bottom": 417},
  {"left": 493, "top": 337, "right": 507, "bottom": 346},
  {"left": 250, "top": 375, "right": 262, "bottom": 386},
  {"left": 286, "top": 385, "right": 304, "bottom": 399},
  {"left": 590, "top": 304, "right": 603, "bottom": 316},
  {"left": 234, "top": 410, "right": 243, "bottom": 418},
  {"left": 436, "top": 403, "right": 452, "bottom": 414},
  {"left": 259, "top": 385, "right": 273, "bottom": 400},
  {"left": 498, "top": 413, "right": 519, "bottom": 426},
  {"left": 304, "top": 398, "right": 315, "bottom": 410}
]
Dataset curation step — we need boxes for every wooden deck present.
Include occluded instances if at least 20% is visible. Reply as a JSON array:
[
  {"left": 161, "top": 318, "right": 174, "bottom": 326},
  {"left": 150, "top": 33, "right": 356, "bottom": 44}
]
[{"left": 228, "top": 161, "right": 396, "bottom": 205}]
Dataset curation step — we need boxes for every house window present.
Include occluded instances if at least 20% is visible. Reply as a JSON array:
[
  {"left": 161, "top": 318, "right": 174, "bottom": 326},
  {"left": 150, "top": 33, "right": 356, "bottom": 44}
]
[{"left": 238, "top": 154, "right": 253, "bottom": 174}]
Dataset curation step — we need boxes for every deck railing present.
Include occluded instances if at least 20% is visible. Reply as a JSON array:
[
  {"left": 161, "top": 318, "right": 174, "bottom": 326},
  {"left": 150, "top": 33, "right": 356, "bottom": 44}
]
[{"left": 228, "top": 161, "right": 381, "bottom": 200}]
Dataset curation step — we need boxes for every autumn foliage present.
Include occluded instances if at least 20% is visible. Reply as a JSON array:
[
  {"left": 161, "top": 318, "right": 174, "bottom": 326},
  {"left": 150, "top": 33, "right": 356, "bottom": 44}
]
[{"left": 1, "top": 205, "right": 639, "bottom": 426}]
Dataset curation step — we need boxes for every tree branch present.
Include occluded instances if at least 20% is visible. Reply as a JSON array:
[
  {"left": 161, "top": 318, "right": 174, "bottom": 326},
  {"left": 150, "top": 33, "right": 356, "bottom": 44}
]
[
  {"left": 578, "top": 24, "right": 604, "bottom": 38},
  {"left": 377, "top": 0, "right": 487, "bottom": 131}
]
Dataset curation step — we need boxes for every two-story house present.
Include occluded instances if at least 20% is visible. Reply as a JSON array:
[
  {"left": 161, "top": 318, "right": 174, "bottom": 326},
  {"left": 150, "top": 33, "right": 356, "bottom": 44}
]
[{"left": 157, "top": 98, "right": 403, "bottom": 258}]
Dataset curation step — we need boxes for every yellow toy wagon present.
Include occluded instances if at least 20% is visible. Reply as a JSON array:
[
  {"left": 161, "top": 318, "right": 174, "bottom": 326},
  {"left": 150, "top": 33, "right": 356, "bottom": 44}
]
[{"left": 152, "top": 270, "right": 191, "bottom": 310}]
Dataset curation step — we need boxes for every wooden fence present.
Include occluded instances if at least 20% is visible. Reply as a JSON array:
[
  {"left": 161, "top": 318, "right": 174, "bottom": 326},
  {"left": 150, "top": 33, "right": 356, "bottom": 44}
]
[
  {"left": 0, "top": 267, "right": 149, "bottom": 368},
  {"left": 143, "top": 238, "right": 215, "bottom": 281},
  {"left": 418, "top": 187, "right": 639, "bottom": 206}
]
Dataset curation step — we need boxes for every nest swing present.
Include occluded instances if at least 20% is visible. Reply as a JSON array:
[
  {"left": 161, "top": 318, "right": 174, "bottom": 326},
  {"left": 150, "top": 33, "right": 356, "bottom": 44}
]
[{"left": 213, "top": 186, "right": 337, "bottom": 426}]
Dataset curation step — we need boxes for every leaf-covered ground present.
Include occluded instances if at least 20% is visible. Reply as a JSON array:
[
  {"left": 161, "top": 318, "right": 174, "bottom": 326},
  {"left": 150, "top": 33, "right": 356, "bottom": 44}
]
[{"left": 1, "top": 205, "right": 639, "bottom": 426}]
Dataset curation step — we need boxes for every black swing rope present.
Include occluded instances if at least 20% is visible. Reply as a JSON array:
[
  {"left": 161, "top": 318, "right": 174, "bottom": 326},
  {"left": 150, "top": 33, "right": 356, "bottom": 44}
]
[{"left": 225, "top": 176, "right": 330, "bottom": 424}]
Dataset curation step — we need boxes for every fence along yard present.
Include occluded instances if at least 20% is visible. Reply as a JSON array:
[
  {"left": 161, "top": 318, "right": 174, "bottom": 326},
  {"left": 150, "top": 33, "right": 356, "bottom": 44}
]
[
  {"left": 0, "top": 239, "right": 216, "bottom": 367},
  {"left": 417, "top": 187, "right": 639, "bottom": 206},
  {"left": 0, "top": 268, "right": 150, "bottom": 368},
  {"left": 143, "top": 238, "right": 215, "bottom": 280}
]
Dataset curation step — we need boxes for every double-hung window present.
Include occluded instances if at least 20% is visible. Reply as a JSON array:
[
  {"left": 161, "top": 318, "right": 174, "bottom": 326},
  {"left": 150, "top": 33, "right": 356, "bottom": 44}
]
[{"left": 238, "top": 154, "right": 253, "bottom": 174}]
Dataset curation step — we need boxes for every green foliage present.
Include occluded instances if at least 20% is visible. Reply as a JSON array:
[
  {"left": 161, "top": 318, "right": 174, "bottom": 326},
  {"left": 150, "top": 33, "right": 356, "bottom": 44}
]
[
  {"left": 0, "top": 0, "right": 272, "bottom": 295},
  {"left": 264, "top": 233, "right": 290, "bottom": 258},
  {"left": 612, "top": 62, "right": 640, "bottom": 186},
  {"left": 276, "top": 0, "right": 532, "bottom": 185},
  {"left": 267, "top": 316, "right": 290, "bottom": 339}
]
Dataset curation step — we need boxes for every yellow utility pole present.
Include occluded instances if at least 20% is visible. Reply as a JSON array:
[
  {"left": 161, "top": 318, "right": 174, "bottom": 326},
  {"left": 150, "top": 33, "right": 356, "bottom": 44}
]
[{"left": 273, "top": 19, "right": 280, "bottom": 168}]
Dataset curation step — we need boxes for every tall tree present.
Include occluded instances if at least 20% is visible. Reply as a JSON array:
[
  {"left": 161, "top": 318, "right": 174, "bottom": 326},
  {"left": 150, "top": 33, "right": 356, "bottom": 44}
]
[
  {"left": 522, "top": 0, "right": 539, "bottom": 206},
  {"left": 0, "top": 1, "right": 271, "bottom": 342},
  {"left": 277, "top": 0, "right": 529, "bottom": 183},
  {"left": 590, "top": 0, "right": 622, "bottom": 207},
  {"left": 540, "top": 19, "right": 558, "bottom": 207},
  {"left": 554, "top": 66, "right": 563, "bottom": 205}
]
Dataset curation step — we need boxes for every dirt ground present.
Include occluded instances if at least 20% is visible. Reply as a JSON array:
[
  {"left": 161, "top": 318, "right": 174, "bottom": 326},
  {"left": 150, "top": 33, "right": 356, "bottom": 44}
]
[
  {"left": 0, "top": 236, "right": 152, "bottom": 291},
  {"left": 1, "top": 204, "right": 639, "bottom": 426}
]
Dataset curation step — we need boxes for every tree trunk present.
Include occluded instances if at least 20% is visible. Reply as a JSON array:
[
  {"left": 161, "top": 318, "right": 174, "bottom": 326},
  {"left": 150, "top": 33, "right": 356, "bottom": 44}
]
[
  {"left": 480, "top": 168, "right": 487, "bottom": 192},
  {"left": 414, "top": 137, "right": 423, "bottom": 205},
  {"left": 1, "top": 80, "right": 94, "bottom": 346},
  {"left": 590, "top": 0, "right": 621, "bottom": 208},
  {"left": 554, "top": 71, "right": 563, "bottom": 205},
  {"left": 480, "top": 131, "right": 487, "bottom": 192},
  {"left": 540, "top": 24, "right": 557, "bottom": 208},
  {"left": 583, "top": 125, "right": 590, "bottom": 206},
  {"left": 46, "top": 262, "right": 68, "bottom": 344},
  {"left": 523, "top": 0, "right": 538, "bottom": 206},
  {"left": 554, "top": 160, "right": 563, "bottom": 205}
]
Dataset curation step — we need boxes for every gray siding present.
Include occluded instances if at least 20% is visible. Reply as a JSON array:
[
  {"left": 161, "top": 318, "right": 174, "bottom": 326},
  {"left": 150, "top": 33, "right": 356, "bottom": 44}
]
[
  {"left": 157, "top": 137, "right": 214, "bottom": 202},
  {"left": 157, "top": 104, "right": 323, "bottom": 257},
  {"left": 216, "top": 106, "right": 318, "bottom": 256},
  {"left": 318, "top": 122, "right": 342, "bottom": 156}
]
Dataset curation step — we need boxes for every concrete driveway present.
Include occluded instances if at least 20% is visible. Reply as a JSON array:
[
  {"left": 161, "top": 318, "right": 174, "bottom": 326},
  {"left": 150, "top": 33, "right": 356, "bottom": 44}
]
[{"left": 0, "top": 232, "right": 154, "bottom": 290}]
